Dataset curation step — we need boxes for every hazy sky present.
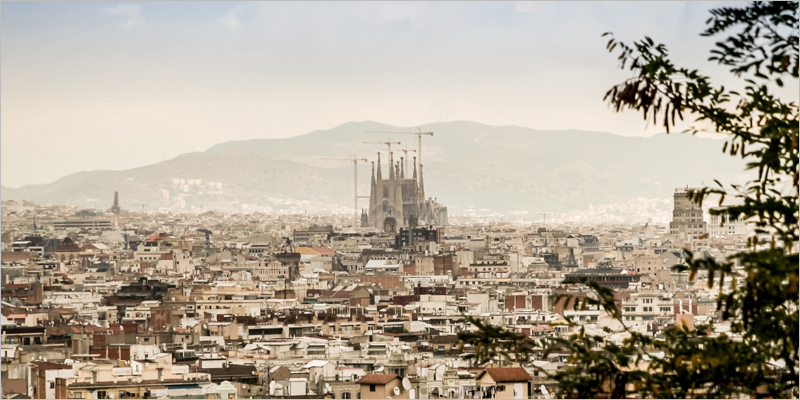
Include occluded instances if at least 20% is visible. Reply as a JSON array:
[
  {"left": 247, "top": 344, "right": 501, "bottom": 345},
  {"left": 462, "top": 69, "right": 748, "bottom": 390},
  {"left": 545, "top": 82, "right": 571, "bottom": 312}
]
[{"left": 2, "top": 1, "right": 794, "bottom": 188}]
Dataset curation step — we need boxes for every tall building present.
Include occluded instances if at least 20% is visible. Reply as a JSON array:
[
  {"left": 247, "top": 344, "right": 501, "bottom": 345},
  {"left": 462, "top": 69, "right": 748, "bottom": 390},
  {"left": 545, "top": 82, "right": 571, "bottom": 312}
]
[
  {"left": 366, "top": 153, "right": 448, "bottom": 231},
  {"left": 275, "top": 251, "right": 301, "bottom": 283},
  {"left": 669, "top": 187, "right": 706, "bottom": 241},
  {"left": 111, "top": 191, "right": 121, "bottom": 214}
]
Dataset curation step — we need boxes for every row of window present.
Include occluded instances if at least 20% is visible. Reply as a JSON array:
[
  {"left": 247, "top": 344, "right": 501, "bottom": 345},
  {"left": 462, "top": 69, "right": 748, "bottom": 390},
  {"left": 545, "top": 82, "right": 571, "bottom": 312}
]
[
  {"left": 624, "top": 315, "right": 655, "bottom": 321},
  {"left": 622, "top": 306, "right": 672, "bottom": 313}
]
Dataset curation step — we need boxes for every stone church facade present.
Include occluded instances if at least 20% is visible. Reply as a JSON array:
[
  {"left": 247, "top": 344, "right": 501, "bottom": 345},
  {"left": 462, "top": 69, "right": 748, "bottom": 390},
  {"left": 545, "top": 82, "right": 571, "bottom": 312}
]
[{"left": 365, "top": 152, "right": 448, "bottom": 231}]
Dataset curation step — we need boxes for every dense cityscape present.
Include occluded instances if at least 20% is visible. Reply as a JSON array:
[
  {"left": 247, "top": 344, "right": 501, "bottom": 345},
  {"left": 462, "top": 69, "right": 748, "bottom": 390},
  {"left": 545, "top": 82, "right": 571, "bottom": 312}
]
[
  {"left": 0, "top": 173, "right": 763, "bottom": 399},
  {"left": 3, "top": 1, "right": 797, "bottom": 399}
]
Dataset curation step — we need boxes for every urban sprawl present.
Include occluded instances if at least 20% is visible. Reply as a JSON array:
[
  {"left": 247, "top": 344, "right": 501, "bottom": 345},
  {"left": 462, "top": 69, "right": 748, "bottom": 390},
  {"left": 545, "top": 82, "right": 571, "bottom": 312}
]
[{"left": 1, "top": 166, "right": 758, "bottom": 399}]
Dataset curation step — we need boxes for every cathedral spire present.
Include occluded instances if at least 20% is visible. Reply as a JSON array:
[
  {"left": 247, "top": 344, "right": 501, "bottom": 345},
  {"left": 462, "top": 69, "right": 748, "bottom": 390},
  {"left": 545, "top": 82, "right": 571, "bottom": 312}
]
[
  {"left": 369, "top": 160, "right": 377, "bottom": 228},
  {"left": 400, "top": 157, "right": 405, "bottom": 179},
  {"left": 413, "top": 156, "right": 417, "bottom": 179},
  {"left": 418, "top": 163, "right": 426, "bottom": 202},
  {"left": 376, "top": 152, "right": 382, "bottom": 181},
  {"left": 371, "top": 161, "right": 376, "bottom": 188},
  {"left": 394, "top": 161, "right": 404, "bottom": 225},
  {"left": 389, "top": 152, "right": 395, "bottom": 181}
]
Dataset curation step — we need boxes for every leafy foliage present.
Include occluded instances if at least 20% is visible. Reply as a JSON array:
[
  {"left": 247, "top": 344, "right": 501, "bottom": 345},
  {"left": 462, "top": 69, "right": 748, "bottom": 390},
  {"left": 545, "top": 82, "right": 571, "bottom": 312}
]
[{"left": 459, "top": 2, "right": 798, "bottom": 398}]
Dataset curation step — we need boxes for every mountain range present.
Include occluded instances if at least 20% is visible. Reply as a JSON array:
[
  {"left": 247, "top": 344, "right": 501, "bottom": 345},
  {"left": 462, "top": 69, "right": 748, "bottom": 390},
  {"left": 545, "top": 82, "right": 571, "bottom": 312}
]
[{"left": 1, "top": 121, "right": 750, "bottom": 217}]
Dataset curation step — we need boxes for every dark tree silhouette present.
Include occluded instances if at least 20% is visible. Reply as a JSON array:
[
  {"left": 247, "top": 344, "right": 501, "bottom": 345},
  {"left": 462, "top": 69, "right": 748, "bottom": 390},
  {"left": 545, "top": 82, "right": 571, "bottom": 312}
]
[{"left": 459, "top": 2, "right": 798, "bottom": 398}]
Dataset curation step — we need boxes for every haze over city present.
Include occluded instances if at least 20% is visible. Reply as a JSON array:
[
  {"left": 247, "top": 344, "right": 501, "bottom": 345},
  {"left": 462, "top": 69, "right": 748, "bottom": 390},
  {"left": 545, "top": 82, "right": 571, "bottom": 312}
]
[
  {"left": 1, "top": 1, "right": 797, "bottom": 400},
  {"left": 5, "top": 1, "right": 795, "bottom": 189}
]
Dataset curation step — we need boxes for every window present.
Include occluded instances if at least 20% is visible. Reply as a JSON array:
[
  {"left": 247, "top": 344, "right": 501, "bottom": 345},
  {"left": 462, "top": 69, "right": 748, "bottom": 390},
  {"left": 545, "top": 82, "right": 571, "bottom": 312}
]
[
  {"left": 97, "top": 391, "right": 107, "bottom": 399},
  {"left": 50, "top": 382, "right": 55, "bottom": 389},
  {"left": 342, "top": 392, "right": 351, "bottom": 399},
  {"left": 370, "top": 385, "right": 376, "bottom": 392}
]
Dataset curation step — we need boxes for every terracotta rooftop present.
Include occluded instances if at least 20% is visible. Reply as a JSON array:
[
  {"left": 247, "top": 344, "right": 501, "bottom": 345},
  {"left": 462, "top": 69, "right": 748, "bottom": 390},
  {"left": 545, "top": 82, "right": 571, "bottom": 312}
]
[
  {"left": 356, "top": 373, "right": 399, "bottom": 385},
  {"left": 429, "top": 335, "right": 460, "bottom": 344},
  {"left": 30, "top": 361, "right": 71, "bottom": 370},
  {"left": 481, "top": 367, "right": 532, "bottom": 382}
]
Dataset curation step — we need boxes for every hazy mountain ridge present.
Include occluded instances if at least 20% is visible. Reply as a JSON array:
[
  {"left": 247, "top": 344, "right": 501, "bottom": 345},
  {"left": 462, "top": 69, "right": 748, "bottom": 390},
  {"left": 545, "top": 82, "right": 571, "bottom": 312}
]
[
  {"left": 2, "top": 151, "right": 355, "bottom": 214},
  {"left": 1, "top": 121, "right": 749, "bottom": 217}
]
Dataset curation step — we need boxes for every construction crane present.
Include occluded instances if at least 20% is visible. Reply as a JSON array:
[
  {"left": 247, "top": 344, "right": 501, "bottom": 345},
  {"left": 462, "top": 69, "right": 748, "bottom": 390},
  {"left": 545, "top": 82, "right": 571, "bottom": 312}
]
[
  {"left": 366, "top": 128, "right": 433, "bottom": 175},
  {"left": 131, "top": 203, "right": 148, "bottom": 213},
  {"left": 319, "top": 155, "right": 368, "bottom": 225},
  {"left": 399, "top": 146, "right": 417, "bottom": 175},
  {"left": 363, "top": 140, "right": 401, "bottom": 156},
  {"left": 197, "top": 229, "right": 212, "bottom": 258},
  {"left": 535, "top": 212, "right": 551, "bottom": 225},
  {"left": 121, "top": 226, "right": 133, "bottom": 250}
]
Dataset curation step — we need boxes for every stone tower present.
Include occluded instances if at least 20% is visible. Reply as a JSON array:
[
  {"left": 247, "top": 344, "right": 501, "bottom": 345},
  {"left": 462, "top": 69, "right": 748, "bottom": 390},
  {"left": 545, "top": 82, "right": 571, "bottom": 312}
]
[
  {"left": 669, "top": 187, "right": 707, "bottom": 242},
  {"left": 276, "top": 251, "right": 301, "bottom": 283},
  {"left": 111, "top": 191, "right": 121, "bottom": 214}
]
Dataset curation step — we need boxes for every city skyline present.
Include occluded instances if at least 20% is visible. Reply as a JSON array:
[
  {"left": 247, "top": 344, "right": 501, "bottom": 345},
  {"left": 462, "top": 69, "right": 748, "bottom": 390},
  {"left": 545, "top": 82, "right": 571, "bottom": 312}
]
[
  {"left": 1, "top": 2, "right": 796, "bottom": 399},
  {"left": 5, "top": 1, "right": 793, "bottom": 187}
]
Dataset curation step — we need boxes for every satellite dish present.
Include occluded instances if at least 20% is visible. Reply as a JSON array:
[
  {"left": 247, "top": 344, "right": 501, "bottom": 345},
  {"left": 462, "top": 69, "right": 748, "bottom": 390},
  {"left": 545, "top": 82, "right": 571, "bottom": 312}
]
[
  {"left": 203, "top": 324, "right": 208, "bottom": 329},
  {"left": 394, "top": 387, "right": 401, "bottom": 396},
  {"left": 43, "top": 357, "right": 47, "bottom": 362},
  {"left": 269, "top": 381, "right": 277, "bottom": 395},
  {"left": 541, "top": 385, "right": 550, "bottom": 399},
  {"left": 242, "top": 384, "right": 247, "bottom": 389},
  {"left": 402, "top": 378, "right": 411, "bottom": 391}
]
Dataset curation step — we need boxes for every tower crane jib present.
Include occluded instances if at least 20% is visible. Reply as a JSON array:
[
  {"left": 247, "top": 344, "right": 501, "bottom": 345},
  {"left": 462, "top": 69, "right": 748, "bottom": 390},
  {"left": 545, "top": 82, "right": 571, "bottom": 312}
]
[{"left": 365, "top": 129, "right": 433, "bottom": 176}]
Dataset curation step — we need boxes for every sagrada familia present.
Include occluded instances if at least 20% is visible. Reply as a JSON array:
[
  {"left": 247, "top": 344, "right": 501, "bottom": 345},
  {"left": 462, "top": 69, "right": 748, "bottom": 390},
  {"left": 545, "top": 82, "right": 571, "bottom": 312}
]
[{"left": 362, "top": 152, "right": 448, "bottom": 232}]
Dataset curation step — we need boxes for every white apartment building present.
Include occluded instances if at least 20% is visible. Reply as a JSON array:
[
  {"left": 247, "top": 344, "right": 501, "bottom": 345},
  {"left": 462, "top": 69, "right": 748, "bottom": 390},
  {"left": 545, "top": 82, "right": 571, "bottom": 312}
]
[{"left": 708, "top": 207, "right": 750, "bottom": 237}]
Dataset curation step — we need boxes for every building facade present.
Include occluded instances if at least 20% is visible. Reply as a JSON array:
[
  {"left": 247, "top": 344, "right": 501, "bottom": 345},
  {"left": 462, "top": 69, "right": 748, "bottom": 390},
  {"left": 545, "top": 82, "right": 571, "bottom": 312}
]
[
  {"left": 669, "top": 188, "right": 707, "bottom": 241},
  {"left": 708, "top": 206, "right": 749, "bottom": 237},
  {"left": 366, "top": 153, "right": 448, "bottom": 231}
]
